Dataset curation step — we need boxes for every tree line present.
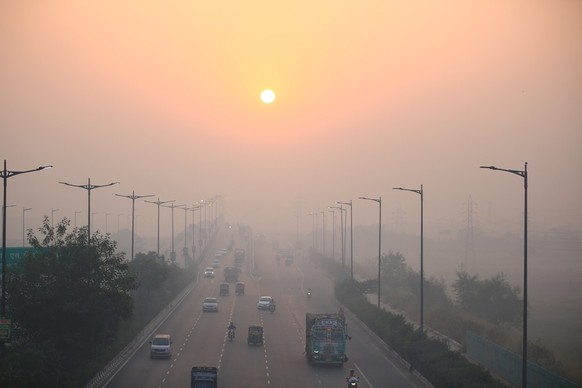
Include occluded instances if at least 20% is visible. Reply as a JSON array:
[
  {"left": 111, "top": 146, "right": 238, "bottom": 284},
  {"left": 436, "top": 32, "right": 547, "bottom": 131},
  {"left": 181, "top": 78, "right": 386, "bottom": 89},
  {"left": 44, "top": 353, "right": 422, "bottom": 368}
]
[{"left": 0, "top": 217, "right": 194, "bottom": 387}]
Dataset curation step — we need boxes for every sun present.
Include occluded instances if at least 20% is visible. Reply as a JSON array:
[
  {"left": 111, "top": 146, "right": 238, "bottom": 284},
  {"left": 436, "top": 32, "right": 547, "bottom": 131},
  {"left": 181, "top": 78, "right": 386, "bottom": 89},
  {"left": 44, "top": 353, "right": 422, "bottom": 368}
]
[{"left": 260, "top": 89, "right": 276, "bottom": 104}]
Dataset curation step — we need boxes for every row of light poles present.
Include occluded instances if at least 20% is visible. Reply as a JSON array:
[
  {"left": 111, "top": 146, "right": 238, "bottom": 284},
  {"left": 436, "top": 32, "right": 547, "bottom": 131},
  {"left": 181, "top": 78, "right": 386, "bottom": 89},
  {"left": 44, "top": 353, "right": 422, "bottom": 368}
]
[
  {"left": 1, "top": 159, "right": 225, "bottom": 361},
  {"left": 17, "top": 175, "right": 219, "bottom": 264},
  {"left": 310, "top": 163, "right": 528, "bottom": 387}
]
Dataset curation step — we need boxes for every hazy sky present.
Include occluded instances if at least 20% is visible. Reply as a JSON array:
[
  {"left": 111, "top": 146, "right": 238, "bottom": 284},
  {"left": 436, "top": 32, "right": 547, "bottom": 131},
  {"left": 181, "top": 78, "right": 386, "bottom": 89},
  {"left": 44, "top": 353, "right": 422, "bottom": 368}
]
[{"left": 1, "top": 0, "right": 581, "bottom": 244}]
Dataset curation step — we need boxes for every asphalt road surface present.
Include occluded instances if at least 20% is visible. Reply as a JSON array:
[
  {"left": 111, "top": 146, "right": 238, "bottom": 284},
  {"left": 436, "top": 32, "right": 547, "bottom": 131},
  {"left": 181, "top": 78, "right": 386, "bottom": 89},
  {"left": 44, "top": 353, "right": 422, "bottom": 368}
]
[{"left": 106, "top": 232, "right": 428, "bottom": 388}]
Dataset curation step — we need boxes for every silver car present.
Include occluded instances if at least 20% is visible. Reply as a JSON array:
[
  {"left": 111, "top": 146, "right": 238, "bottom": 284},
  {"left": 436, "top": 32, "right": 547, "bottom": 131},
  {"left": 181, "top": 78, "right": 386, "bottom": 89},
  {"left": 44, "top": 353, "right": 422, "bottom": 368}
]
[
  {"left": 257, "top": 296, "right": 274, "bottom": 310},
  {"left": 150, "top": 334, "right": 172, "bottom": 359},
  {"left": 203, "top": 297, "right": 218, "bottom": 312}
]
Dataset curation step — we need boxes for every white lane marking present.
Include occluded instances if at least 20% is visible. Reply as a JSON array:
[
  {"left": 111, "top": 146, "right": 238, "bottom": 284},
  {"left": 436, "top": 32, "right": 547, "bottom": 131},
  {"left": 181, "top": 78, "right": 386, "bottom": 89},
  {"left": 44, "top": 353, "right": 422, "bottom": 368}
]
[{"left": 354, "top": 361, "right": 373, "bottom": 388}]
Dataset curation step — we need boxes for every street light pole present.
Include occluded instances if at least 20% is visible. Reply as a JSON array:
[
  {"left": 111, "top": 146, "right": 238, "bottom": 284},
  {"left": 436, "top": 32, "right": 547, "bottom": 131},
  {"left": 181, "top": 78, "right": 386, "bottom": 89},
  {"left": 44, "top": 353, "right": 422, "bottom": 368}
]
[
  {"left": 481, "top": 162, "right": 528, "bottom": 388},
  {"left": 51, "top": 208, "right": 60, "bottom": 229},
  {"left": 115, "top": 191, "right": 155, "bottom": 261},
  {"left": 59, "top": 178, "right": 119, "bottom": 244},
  {"left": 319, "top": 210, "right": 326, "bottom": 259},
  {"left": 2, "top": 160, "right": 52, "bottom": 357},
  {"left": 359, "top": 196, "right": 382, "bottom": 308},
  {"left": 394, "top": 185, "right": 424, "bottom": 333},
  {"left": 105, "top": 213, "right": 111, "bottom": 234},
  {"left": 179, "top": 205, "right": 191, "bottom": 260},
  {"left": 145, "top": 198, "right": 175, "bottom": 260},
  {"left": 22, "top": 207, "right": 32, "bottom": 248},
  {"left": 194, "top": 204, "right": 203, "bottom": 255},
  {"left": 190, "top": 206, "right": 201, "bottom": 261},
  {"left": 328, "top": 208, "right": 336, "bottom": 262},
  {"left": 330, "top": 206, "right": 346, "bottom": 270},
  {"left": 163, "top": 203, "right": 184, "bottom": 263},
  {"left": 338, "top": 201, "right": 354, "bottom": 283},
  {"left": 200, "top": 200, "right": 207, "bottom": 246},
  {"left": 308, "top": 212, "right": 317, "bottom": 250}
]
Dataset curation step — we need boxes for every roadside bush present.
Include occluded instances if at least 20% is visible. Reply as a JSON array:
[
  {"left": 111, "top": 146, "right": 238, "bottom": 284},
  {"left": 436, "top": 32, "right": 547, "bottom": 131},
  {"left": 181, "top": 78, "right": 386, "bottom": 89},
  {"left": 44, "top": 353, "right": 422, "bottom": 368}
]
[{"left": 336, "top": 280, "right": 508, "bottom": 388}]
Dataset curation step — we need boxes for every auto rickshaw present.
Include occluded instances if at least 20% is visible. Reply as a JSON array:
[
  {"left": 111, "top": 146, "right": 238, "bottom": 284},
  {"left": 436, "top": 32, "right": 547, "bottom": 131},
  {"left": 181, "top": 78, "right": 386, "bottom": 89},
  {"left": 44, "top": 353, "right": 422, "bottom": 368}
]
[
  {"left": 235, "top": 282, "right": 245, "bottom": 295},
  {"left": 247, "top": 325, "right": 263, "bottom": 346}
]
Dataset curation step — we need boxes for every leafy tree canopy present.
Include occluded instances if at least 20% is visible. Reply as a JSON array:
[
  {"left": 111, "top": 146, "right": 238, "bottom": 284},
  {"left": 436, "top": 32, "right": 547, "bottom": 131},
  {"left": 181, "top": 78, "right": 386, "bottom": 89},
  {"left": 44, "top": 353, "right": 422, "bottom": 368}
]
[{"left": 1, "top": 217, "right": 137, "bottom": 387}]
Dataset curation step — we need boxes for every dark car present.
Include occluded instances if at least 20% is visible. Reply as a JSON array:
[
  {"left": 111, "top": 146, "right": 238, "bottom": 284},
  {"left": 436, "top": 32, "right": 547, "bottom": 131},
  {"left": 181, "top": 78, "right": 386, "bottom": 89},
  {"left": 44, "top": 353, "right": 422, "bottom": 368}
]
[{"left": 247, "top": 325, "right": 263, "bottom": 345}]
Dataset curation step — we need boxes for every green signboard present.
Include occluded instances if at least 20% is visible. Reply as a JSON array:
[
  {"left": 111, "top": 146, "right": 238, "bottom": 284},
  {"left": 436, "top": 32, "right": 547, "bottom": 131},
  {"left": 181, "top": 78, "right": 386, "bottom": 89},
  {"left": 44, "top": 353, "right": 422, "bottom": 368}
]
[
  {"left": 0, "top": 318, "right": 11, "bottom": 342},
  {"left": 0, "top": 247, "right": 36, "bottom": 273}
]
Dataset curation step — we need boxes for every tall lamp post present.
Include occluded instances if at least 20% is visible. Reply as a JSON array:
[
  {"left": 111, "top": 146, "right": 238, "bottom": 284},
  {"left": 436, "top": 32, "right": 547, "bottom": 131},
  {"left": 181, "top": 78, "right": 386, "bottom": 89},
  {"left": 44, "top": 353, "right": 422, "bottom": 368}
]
[
  {"left": 200, "top": 200, "right": 207, "bottom": 247},
  {"left": 359, "top": 196, "right": 382, "bottom": 308},
  {"left": 319, "top": 210, "right": 326, "bottom": 258},
  {"left": 163, "top": 202, "right": 184, "bottom": 263},
  {"left": 59, "top": 178, "right": 119, "bottom": 244},
  {"left": 337, "top": 201, "right": 354, "bottom": 283},
  {"left": 145, "top": 198, "right": 175, "bottom": 260},
  {"left": 193, "top": 204, "right": 203, "bottom": 256},
  {"left": 179, "top": 205, "right": 191, "bottom": 261},
  {"left": 327, "top": 208, "right": 336, "bottom": 262},
  {"left": 2, "top": 160, "right": 52, "bottom": 357},
  {"left": 330, "top": 206, "right": 346, "bottom": 269},
  {"left": 51, "top": 208, "right": 60, "bottom": 229},
  {"left": 190, "top": 205, "right": 201, "bottom": 261},
  {"left": 308, "top": 212, "right": 317, "bottom": 251},
  {"left": 22, "top": 207, "right": 32, "bottom": 248},
  {"left": 481, "top": 162, "right": 528, "bottom": 388},
  {"left": 115, "top": 191, "right": 155, "bottom": 261},
  {"left": 105, "top": 213, "right": 111, "bottom": 234},
  {"left": 394, "top": 185, "right": 424, "bottom": 333}
]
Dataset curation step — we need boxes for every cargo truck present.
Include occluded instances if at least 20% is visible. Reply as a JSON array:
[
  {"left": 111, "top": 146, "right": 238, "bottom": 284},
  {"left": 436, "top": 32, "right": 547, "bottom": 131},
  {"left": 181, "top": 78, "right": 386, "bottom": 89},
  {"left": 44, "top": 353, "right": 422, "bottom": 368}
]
[
  {"left": 305, "top": 313, "right": 348, "bottom": 365},
  {"left": 223, "top": 266, "right": 239, "bottom": 283}
]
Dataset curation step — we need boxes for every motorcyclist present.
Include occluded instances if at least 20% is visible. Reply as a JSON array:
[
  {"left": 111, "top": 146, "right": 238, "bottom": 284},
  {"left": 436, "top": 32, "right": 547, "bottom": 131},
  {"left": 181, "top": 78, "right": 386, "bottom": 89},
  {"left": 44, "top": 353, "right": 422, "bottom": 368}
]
[
  {"left": 346, "top": 369, "right": 359, "bottom": 386},
  {"left": 307, "top": 288, "right": 312, "bottom": 299},
  {"left": 269, "top": 299, "right": 276, "bottom": 313},
  {"left": 227, "top": 322, "right": 236, "bottom": 338}
]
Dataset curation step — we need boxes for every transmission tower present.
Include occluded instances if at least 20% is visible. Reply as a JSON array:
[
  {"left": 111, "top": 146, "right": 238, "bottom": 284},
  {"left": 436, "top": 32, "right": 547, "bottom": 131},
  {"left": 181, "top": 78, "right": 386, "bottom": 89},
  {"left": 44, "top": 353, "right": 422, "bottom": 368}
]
[{"left": 464, "top": 196, "right": 476, "bottom": 268}]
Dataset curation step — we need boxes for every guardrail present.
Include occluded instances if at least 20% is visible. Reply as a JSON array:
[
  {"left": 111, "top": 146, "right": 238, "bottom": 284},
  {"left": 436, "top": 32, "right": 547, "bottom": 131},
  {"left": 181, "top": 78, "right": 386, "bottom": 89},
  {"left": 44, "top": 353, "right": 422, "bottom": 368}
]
[{"left": 84, "top": 279, "right": 198, "bottom": 388}]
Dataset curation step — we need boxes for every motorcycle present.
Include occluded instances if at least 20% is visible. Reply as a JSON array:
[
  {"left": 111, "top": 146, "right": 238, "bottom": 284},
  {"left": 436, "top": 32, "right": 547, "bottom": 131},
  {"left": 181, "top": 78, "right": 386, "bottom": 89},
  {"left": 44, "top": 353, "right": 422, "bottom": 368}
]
[
  {"left": 346, "top": 376, "right": 359, "bottom": 387},
  {"left": 269, "top": 303, "right": 276, "bottom": 314},
  {"left": 307, "top": 291, "right": 312, "bottom": 300},
  {"left": 228, "top": 328, "right": 235, "bottom": 342}
]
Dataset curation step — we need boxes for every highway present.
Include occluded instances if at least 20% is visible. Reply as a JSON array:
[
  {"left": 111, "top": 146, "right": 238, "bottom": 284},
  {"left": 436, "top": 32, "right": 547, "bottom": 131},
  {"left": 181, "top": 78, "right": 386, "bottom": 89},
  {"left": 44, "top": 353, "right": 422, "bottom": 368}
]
[{"left": 106, "top": 231, "right": 428, "bottom": 388}]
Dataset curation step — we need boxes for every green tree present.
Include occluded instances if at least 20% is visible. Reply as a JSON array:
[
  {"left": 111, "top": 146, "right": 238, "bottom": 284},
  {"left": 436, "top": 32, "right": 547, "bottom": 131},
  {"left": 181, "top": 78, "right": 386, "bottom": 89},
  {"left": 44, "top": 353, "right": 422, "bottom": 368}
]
[
  {"left": 452, "top": 270, "right": 522, "bottom": 325},
  {"left": 1, "top": 217, "right": 137, "bottom": 387}
]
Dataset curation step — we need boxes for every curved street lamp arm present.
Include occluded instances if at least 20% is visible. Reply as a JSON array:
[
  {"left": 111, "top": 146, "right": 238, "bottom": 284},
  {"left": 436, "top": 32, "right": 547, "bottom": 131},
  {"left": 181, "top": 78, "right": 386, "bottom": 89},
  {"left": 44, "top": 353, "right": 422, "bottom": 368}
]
[
  {"left": 393, "top": 187, "right": 422, "bottom": 195},
  {"left": 480, "top": 165, "right": 527, "bottom": 179},
  {"left": 359, "top": 196, "right": 380, "bottom": 203},
  {"left": 3, "top": 165, "right": 52, "bottom": 178}
]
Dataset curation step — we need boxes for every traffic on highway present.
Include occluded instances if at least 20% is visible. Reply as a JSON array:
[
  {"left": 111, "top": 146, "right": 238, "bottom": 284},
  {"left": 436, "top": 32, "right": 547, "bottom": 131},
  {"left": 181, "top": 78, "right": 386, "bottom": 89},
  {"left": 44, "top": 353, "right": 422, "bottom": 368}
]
[{"left": 105, "top": 227, "right": 428, "bottom": 388}]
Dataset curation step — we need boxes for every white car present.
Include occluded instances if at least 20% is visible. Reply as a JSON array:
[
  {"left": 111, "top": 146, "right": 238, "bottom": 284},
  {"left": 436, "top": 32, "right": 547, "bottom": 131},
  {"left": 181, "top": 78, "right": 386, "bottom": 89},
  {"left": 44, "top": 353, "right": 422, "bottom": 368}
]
[
  {"left": 150, "top": 334, "right": 172, "bottom": 359},
  {"left": 203, "top": 297, "right": 218, "bottom": 312},
  {"left": 257, "top": 296, "right": 274, "bottom": 310},
  {"left": 204, "top": 267, "right": 215, "bottom": 278}
]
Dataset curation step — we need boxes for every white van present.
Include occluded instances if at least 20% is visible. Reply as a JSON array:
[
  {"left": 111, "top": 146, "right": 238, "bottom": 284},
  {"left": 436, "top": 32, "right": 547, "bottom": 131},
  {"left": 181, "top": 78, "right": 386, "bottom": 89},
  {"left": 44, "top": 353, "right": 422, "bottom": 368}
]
[{"left": 150, "top": 334, "right": 172, "bottom": 358}]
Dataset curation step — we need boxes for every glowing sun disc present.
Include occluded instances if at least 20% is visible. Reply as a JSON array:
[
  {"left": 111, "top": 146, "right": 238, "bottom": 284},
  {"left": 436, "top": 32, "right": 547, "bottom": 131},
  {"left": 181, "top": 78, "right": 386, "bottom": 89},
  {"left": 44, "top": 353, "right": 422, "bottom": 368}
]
[{"left": 260, "top": 89, "right": 276, "bottom": 104}]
